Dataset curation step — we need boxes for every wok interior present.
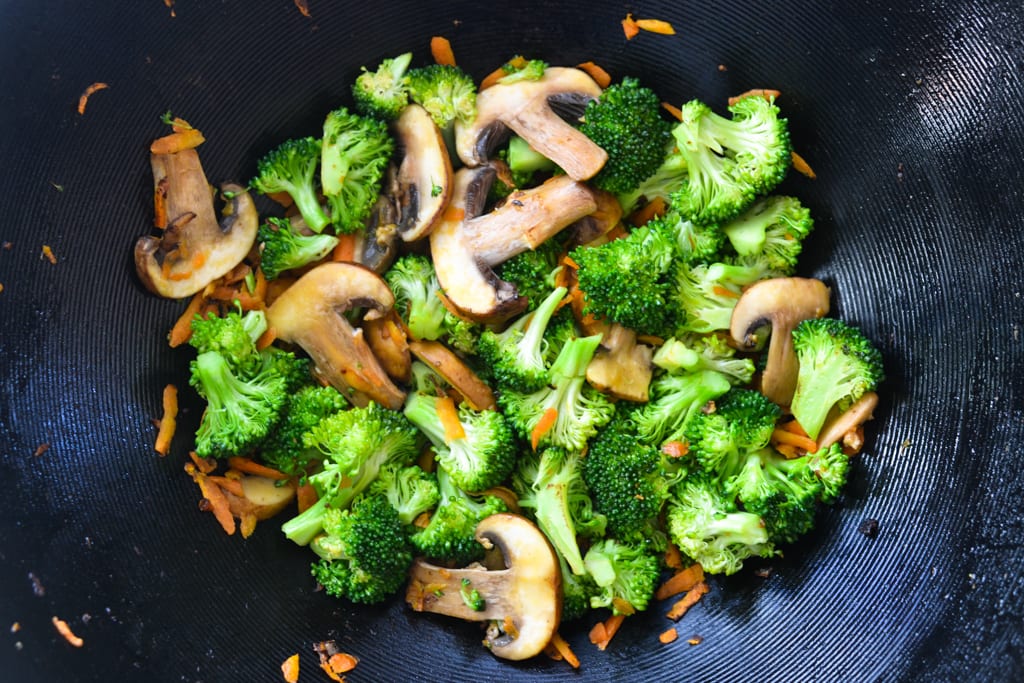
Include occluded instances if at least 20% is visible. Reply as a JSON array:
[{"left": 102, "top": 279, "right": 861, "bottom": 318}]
[{"left": 1, "top": 1, "right": 1021, "bottom": 680}]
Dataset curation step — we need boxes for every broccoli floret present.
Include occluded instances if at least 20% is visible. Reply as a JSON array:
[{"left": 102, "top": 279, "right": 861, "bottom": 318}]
[
  {"left": 578, "top": 77, "right": 673, "bottom": 195},
  {"left": 645, "top": 209, "right": 726, "bottom": 265},
  {"left": 385, "top": 254, "right": 448, "bottom": 341},
  {"left": 507, "top": 135, "right": 557, "bottom": 176},
  {"left": 684, "top": 388, "right": 781, "bottom": 483},
  {"left": 257, "top": 384, "right": 347, "bottom": 475},
  {"left": 790, "top": 318, "right": 885, "bottom": 440},
  {"left": 632, "top": 369, "right": 732, "bottom": 447},
  {"left": 728, "top": 448, "right": 820, "bottom": 545},
  {"left": 441, "top": 310, "right": 482, "bottom": 355},
  {"left": 476, "top": 285, "right": 568, "bottom": 392},
  {"left": 652, "top": 333, "right": 755, "bottom": 386},
  {"left": 403, "top": 391, "right": 516, "bottom": 493},
  {"left": 513, "top": 447, "right": 606, "bottom": 576},
  {"left": 617, "top": 143, "right": 687, "bottom": 216},
  {"left": 410, "top": 467, "right": 508, "bottom": 565},
  {"left": 498, "top": 334, "right": 615, "bottom": 452},
  {"left": 672, "top": 260, "right": 783, "bottom": 334},
  {"left": 496, "top": 238, "right": 564, "bottom": 312},
  {"left": 570, "top": 222, "right": 678, "bottom": 337},
  {"left": 583, "top": 407, "right": 682, "bottom": 548},
  {"left": 250, "top": 136, "right": 331, "bottom": 234},
  {"left": 320, "top": 107, "right": 394, "bottom": 233},
  {"left": 351, "top": 52, "right": 413, "bottom": 120},
  {"left": 281, "top": 402, "right": 422, "bottom": 546},
  {"left": 666, "top": 472, "right": 776, "bottom": 575},
  {"left": 367, "top": 462, "right": 440, "bottom": 527},
  {"left": 583, "top": 539, "right": 662, "bottom": 615},
  {"left": 257, "top": 216, "right": 339, "bottom": 280},
  {"left": 497, "top": 57, "right": 548, "bottom": 84},
  {"left": 257, "top": 346, "right": 312, "bottom": 393},
  {"left": 310, "top": 493, "right": 413, "bottom": 604},
  {"left": 720, "top": 195, "right": 813, "bottom": 274},
  {"left": 189, "top": 350, "right": 287, "bottom": 459},
  {"left": 188, "top": 308, "right": 267, "bottom": 376},
  {"left": 405, "top": 64, "right": 477, "bottom": 130},
  {"left": 669, "top": 96, "right": 792, "bottom": 225},
  {"left": 558, "top": 552, "right": 600, "bottom": 622}
]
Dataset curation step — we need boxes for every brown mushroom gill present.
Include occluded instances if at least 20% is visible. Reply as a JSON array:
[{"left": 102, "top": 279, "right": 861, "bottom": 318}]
[{"left": 391, "top": 103, "right": 453, "bottom": 242}]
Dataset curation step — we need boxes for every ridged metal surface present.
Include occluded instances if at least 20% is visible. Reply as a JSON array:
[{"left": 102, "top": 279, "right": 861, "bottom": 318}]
[{"left": 1, "top": 1, "right": 1021, "bottom": 681}]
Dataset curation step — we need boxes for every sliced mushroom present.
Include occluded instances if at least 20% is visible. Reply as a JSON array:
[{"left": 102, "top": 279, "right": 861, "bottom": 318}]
[
  {"left": 135, "top": 149, "right": 258, "bottom": 298},
  {"left": 586, "top": 323, "right": 654, "bottom": 402},
  {"left": 561, "top": 188, "right": 624, "bottom": 248},
  {"left": 455, "top": 67, "right": 608, "bottom": 181},
  {"left": 350, "top": 189, "right": 402, "bottom": 273},
  {"left": 266, "top": 262, "right": 406, "bottom": 409},
  {"left": 406, "top": 513, "right": 561, "bottom": 661},
  {"left": 729, "top": 277, "right": 831, "bottom": 406},
  {"left": 817, "top": 391, "right": 878, "bottom": 450},
  {"left": 408, "top": 340, "right": 496, "bottom": 411},
  {"left": 391, "top": 104, "right": 453, "bottom": 241},
  {"left": 430, "top": 163, "right": 598, "bottom": 323},
  {"left": 363, "top": 310, "right": 412, "bottom": 384}
]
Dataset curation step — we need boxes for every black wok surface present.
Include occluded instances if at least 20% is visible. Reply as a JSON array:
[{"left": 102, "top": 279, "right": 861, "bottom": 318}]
[{"left": 1, "top": 1, "right": 1022, "bottom": 681}]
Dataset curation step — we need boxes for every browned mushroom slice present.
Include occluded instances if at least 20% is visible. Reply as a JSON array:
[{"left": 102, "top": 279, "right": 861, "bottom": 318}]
[
  {"left": 391, "top": 103, "right": 453, "bottom": 242},
  {"left": 455, "top": 67, "right": 608, "bottom": 181},
  {"left": 430, "top": 164, "right": 598, "bottom": 323},
  {"left": 729, "top": 277, "right": 831, "bottom": 406},
  {"left": 408, "top": 339, "right": 496, "bottom": 411},
  {"left": 561, "top": 188, "right": 624, "bottom": 248},
  {"left": 816, "top": 391, "right": 879, "bottom": 450},
  {"left": 406, "top": 513, "right": 561, "bottom": 661},
  {"left": 266, "top": 262, "right": 406, "bottom": 410},
  {"left": 363, "top": 310, "right": 412, "bottom": 384},
  {"left": 135, "top": 149, "right": 258, "bottom": 298},
  {"left": 586, "top": 323, "right": 654, "bottom": 402}
]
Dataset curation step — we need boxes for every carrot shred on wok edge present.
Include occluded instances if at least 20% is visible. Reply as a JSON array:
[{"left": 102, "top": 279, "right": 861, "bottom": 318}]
[
  {"left": 76, "top": 82, "right": 109, "bottom": 115},
  {"left": 51, "top": 616, "right": 84, "bottom": 647}
]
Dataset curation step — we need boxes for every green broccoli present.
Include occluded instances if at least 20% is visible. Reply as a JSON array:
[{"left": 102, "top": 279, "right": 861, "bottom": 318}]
[
  {"left": 403, "top": 391, "right": 516, "bottom": 493},
  {"left": 720, "top": 195, "right": 813, "bottom": 273},
  {"left": 645, "top": 209, "right": 726, "bottom": 265},
  {"left": 257, "top": 216, "right": 339, "bottom": 280},
  {"left": 250, "top": 136, "right": 331, "bottom": 234},
  {"left": 666, "top": 472, "right": 776, "bottom": 575},
  {"left": 257, "top": 384, "right": 348, "bottom": 475},
  {"left": 672, "top": 260, "right": 783, "bottom": 334},
  {"left": 578, "top": 77, "right": 673, "bottom": 195},
  {"left": 441, "top": 310, "right": 482, "bottom": 355},
  {"left": 310, "top": 493, "right": 413, "bottom": 604},
  {"left": 475, "top": 285, "right": 569, "bottom": 392},
  {"left": 582, "top": 539, "right": 662, "bottom": 615},
  {"left": 189, "top": 350, "right": 287, "bottom": 459},
  {"left": 558, "top": 553, "right": 600, "bottom": 621},
  {"left": 351, "top": 52, "right": 413, "bottom": 120},
  {"left": 281, "top": 402, "right": 422, "bottom": 546},
  {"left": 405, "top": 63, "right": 477, "bottom": 130},
  {"left": 652, "top": 333, "right": 755, "bottom": 386},
  {"left": 513, "top": 446, "right": 606, "bottom": 576},
  {"left": 257, "top": 346, "right": 312, "bottom": 393},
  {"left": 497, "top": 57, "right": 548, "bottom": 84},
  {"left": 496, "top": 237, "right": 564, "bottom": 311},
  {"left": 410, "top": 467, "right": 508, "bottom": 565},
  {"left": 790, "top": 317, "right": 885, "bottom": 440},
  {"left": 632, "top": 369, "right": 732, "bottom": 447},
  {"left": 320, "top": 107, "right": 394, "bottom": 233},
  {"left": 367, "top": 462, "right": 440, "bottom": 528},
  {"left": 188, "top": 308, "right": 267, "bottom": 376},
  {"left": 684, "top": 388, "right": 781, "bottom": 483},
  {"left": 728, "top": 448, "right": 821, "bottom": 545},
  {"left": 498, "top": 334, "right": 615, "bottom": 452},
  {"left": 385, "top": 253, "right": 449, "bottom": 341},
  {"left": 669, "top": 95, "right": 792, "bottom": 225},
  {"left": 617, "top": 143, "right": 687, "bottom": 216}
]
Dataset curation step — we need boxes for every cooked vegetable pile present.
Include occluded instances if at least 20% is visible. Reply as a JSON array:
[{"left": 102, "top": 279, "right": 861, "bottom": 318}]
[{"left": 135, "top": 46, "right": 885, "bottom": 663}]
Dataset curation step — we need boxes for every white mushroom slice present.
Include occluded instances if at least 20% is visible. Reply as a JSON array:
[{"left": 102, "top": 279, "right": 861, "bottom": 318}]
[
  {"left": 455, "top": 67, "right": 608, "bottom": 181},
  {"left": 391, "top": 104, "right": 453, "bottom": 241},
  {"left": 135, "top": 149, "right": 257, "bottom": 298},
  {"left": 266, "top": 262, "right": 406, "bottom": 409},
  {"left": 817, "top": 391, "right": 879, "bottom": 450}
]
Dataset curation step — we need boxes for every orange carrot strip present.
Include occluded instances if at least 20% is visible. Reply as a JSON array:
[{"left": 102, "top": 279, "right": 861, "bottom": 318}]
[
  {"left": 293, "top": 0, "right": 311, "bottom": 18},
  {"left": 592, "top": 613, "right": 626, "bottom": 651},
  {"left": 661, "top": 440, "right": 689, "bottom": 458},
  {"left": 560, "top": 254, "right": 580, "bottom": 271},
  {"left": 775, "top": 443, "right": 801, "bottom": 459},
  {"left": 208, "top": 475, "right": 245, "bottom": 498},
  {"left": 531, "top": 407, "right": 559, "bottom": 451},
  {"left": 771, "top": 427, "right": 818, "bottom": 453},
  {"left": 661, "top": 102, "right": 683, "bottom": 121},
  {"left": 436, "top": 395, "right": 466, "bottom": 443},
  {"left": 186, "top": 465, "right": 236, "bottom": 535},
  {"left": 41, "top": 245, "right": 57, "bottom": 264},
  {"left": 327, "top": 652, "right": 359, "bottom": 674},
  {"left": 656, "top": 563, "right": 705, "bottom": 601},
  {"left": 281, "top": 653, "right": 300, "bottom": 683},
  {"left": 296, "top": 482, "right": 319, "bottom": 514},
  {"left": 153, "top": 178, "right": 169, "bottom": 229},
  {"left": 712, "top": 285, "right": 741, "bottom": 299},
  {"left": 577, "top": 61, "right": 612, "bottom": 88},
  {"left": 728, "top": 88, "right": 781, "bottom": 106},
  {"left": 255, "top": 325, "right": 277, "bottom": 351},
  {"left": 666, "top": 581, "right": 710, "bottom": 621},
  {"left": 549, "top": 632, "right": 580, "bottom": 669},
  {"left": 189, "top": 450, "right": 217, "bottom": 474},
  {"left": 150, "top": 128, "right": 206, "bottom": 154},
  {"left": 778, "top": 418, "right": 812, "bottom": 437},
  {"left": 621, "top": 13, "right": 640, "bottom": 40},
  {"left": 77, "top": 82, "right": 109, "bottom": 115},
  {"left": 480, "top": 66, "right": 508, "bottom": 90},
  {"left": 154, "top": 384, "right": 178, "bottom": 456},
  {"left": 659, "top": 627, "right": 679, "bottom": 644},
  {"left": 664, "top": 542, "right": 684, "bottom": 570},
  {"left": 51, "top": 616, "right": 84, "bottom": 647},
  {"left": 168, "top": 291, "right": 206, "bottom": 348},
  {"left": 331, "top": 232, "right": 358, "bottom": 262},
  {"left": 635, "top": 18, "right": 677, "bottom": 35},
  {"left": 431, "top": 36, "right": 456, "bottom": 66},
  {"left": 791, "top": 151, "right": 817, "bottom": 179},
  {"left": 628, "top": 196, "right": 668, "bottom": 226},
  {"left": 227, "top": 456, "right": 289, "bottom": 481}
]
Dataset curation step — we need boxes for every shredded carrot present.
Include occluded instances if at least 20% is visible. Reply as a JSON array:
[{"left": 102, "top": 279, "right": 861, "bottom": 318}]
[
  {"left": 51, "top": 616, "right": 84, "bottom": 647},
  {"left": 621, "top": 14, "right": 640, "bottom": 40},
  {"left": 293, "top": 0, "right": 311, "bottom": 18},
  {"left": 531, "top": 407, "right": 559, "bottom": 451},
  {"left": 186, "top": 464, "right": 236, "bottom": 535},
  {"left": 661, "top": 440, "right": 689, "bottom": 458},
  {"left": 688, "top": 635, "right": 705, "bottom": 645},
  {"left": 775, "top": 443, "right": 801, "bottom": 459},
  {"left": 728, "top": 88, "right": 781, "bottom": 106},
  {"left": 430, "top": 36, "right": 456, "bottom": 66},
  {"left": 666, "top": 581, "right": 710, "bottom": 621},
  {"left": 628, "top": 196, "right": 668, "bottom": 226},
  {"left": 331, "top": 232, "right": 358, "bottom": 262},
  {"left": 635, "top": 18, "right": 677, "bottom": 35},
  {"left": 661, "top": 101, "right": 683, "bottom": 121},
  {"left": 664, "top": 542, "right": 685, "bottom": 570},
  {"left": 76, "top": 82, "right": 109, "bottom": 115},
  {"left": 778, "top": 418, "right": 812, "bottom": 437},
  {"left": 168, "top": 291, "right": 206, "bottom": 348},
  {"left": 636, "top": 333, "right": 665, "bottom": 346},
  {"left": 771, "top": 427, "right": 818, "bottom": 453},
  {"left": 656, "top": 563, "right": 705, "bottom": 601},
  {"left": 480, "top": 66, "right": 508, "bottom": 90},
  {"left": 227, "top": 456, "right": 289, "bottom": 481},
  {"left": 189, "top": 450, "right": 217, "bottom": 474},
  {"left": 659, "top": 627, "right": 679, "bottom": 644},
  {"left": 281, "top": 653, "right": 300, "bottom": 683},
  {"left": 560, "top": 254, "right": 580, "bottom": 271},
  {"left": 577, "top": 61, "right": 612, "bottom": 88},
  {"left": 712, "top": 285, "right": 741, "bottom": 299},
  {"left": 612, "top": 597, "right": 636, "bottom": 616},
  {"left": 256, "top": 325, "right": 277, "bottom": 351},
  {"left": 603, "top": 222, "right": 629, "bottom": 242},
  {"left": 154, "top": 384, "right": 178, "bottom": 456},
  {"left": 435, "top": 395, "right": 466, "bottom": 443},
  {"left": 296, "top": 482, "right": 319, "bottom": 514},
  {"left": 791, "top": 151, "right": 817, "bottom": 179},
  {"left": 33, "top": 442, "right": 50, "bottom": 457},
  {"left": 549, "top": 632, "right": 580, "bottom": 668},
  {"left": 590, "top": 613, "right": 626, "bottom": 651},
  {"left": 41, "top": 245, "right": 57, "bottom": 264},
  {"left": 149, "top": 128, "right": 206, "bottom": 154},
  {"left": 153, "top": 178, "right": 169, "bottom": 229},
  {"left": 209, "top": 475, "right": 245, "bottom": 498}
]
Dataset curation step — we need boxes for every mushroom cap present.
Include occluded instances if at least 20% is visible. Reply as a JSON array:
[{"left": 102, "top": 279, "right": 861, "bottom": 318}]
[{"left": 391, "top": 103, "right": 453, "bottom": 242}]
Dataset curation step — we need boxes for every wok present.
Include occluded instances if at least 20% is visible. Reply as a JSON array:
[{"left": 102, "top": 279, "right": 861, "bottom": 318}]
[{"left": 1, "top": 1, "right": 1021, "bottom": 681}]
